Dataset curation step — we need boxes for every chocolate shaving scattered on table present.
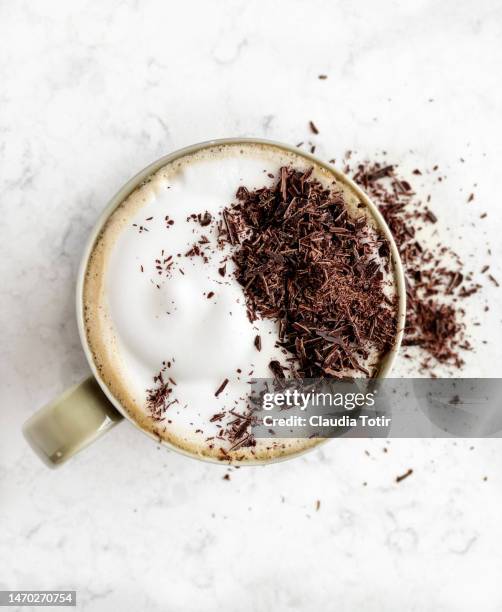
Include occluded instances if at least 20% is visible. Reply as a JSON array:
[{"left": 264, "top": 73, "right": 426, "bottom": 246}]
[
  {"left": 349, "top": 159, "right": 481, "bottom": 372},
  {"left": 309, "top": 120, "right": 319, "bottom": 135},
  {"left": 488, "top": 274, "right": 499, "bottom": 287},
  {"left": 219, "top": 166, "right": 397, "bottom": 377},
  {"left": 214, "top": 378, "right": 229, "bottom": 398},
  {"left": 396, "top": 468, "right": 413, "bottom": 483}
]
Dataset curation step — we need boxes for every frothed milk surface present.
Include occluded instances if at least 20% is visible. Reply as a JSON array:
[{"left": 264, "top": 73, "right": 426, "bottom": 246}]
[{"left": 84, "top": 143, "right": 395, "bottom": 461}]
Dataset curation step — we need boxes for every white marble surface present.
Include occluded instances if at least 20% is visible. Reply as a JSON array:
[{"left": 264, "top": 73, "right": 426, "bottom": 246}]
[{"left": 1, "top": 1, "right": 502, "bottom": 610}]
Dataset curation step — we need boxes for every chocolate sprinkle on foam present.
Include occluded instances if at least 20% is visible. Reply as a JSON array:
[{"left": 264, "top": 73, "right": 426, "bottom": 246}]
[{"left": 146, "top": 363, "right": 178, "bottom": 420}]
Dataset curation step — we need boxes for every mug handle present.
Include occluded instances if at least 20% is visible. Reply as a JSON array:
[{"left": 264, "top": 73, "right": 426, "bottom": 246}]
[{"left": 23, "top": 377, "right": 123, "bottom": 468}]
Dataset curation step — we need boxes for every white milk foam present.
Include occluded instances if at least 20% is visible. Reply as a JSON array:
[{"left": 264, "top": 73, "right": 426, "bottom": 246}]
[{"left": 84, "top": 143, "right": 393, "bottom": 461}]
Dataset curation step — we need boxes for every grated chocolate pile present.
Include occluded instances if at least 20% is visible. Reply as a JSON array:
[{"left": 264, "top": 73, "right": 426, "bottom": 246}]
[{"left": 219, "top": 166, "right": 398, "bottom": 378}]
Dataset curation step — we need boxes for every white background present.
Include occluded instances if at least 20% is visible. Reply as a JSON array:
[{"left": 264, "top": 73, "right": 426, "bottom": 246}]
[{"left": 1, "top": 1, "right": 502, "bottom": 610}]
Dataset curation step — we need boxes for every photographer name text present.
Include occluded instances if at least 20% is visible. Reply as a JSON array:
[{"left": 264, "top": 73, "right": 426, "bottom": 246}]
[{"left": 262, "top": 414, "right": 390, "bottom": 428}]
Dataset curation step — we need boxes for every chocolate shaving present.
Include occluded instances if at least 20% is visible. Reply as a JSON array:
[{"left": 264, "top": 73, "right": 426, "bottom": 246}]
[
  {"left": 396, "top": 468, "right": 413, "bottom": 483},
  {"left": 269, "top": 360, "right": 286, "bottom": 379},
  {"left": 210, "top": 412, "right": 225, "bottom": 422},
  {"left": 199, "top": 211, "right": 212, "bottom": 226},
  {"left": 215, "top": 378, "right": 229, "bottom": 398},
  {"left": 309, "top": 120, "right": 319, "bottom": 135},
  {"left": 424, "top": 210, "right": 437, "bottom": 224}
]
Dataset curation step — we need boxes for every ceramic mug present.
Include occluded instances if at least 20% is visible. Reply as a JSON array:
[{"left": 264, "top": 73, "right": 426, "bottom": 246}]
[{"left": 23, "top": 138, "right": 407, "bottom": 468}]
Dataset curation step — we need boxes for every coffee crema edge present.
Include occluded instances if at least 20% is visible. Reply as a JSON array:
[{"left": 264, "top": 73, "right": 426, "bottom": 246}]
[{"left": 82, "top": 142, "right": 400, "bottom": 463}]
